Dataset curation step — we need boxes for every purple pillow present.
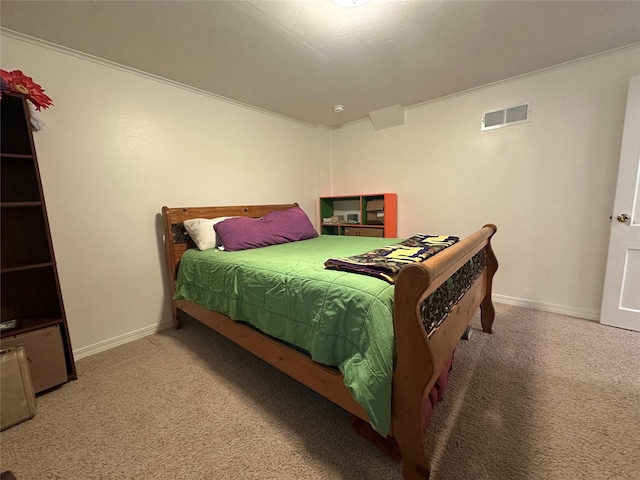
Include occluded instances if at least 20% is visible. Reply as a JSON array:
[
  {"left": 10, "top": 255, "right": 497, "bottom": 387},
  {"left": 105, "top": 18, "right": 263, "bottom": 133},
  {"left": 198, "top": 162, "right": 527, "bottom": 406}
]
[{"left": 214, "top": 206, "right": 318, "bottom": 251}]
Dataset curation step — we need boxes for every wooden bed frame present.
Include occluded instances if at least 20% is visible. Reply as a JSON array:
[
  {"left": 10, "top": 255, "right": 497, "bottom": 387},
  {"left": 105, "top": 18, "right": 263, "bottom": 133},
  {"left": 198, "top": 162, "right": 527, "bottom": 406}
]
[{"left": 162, "top": 203, "right": 498, "bottom": 479}]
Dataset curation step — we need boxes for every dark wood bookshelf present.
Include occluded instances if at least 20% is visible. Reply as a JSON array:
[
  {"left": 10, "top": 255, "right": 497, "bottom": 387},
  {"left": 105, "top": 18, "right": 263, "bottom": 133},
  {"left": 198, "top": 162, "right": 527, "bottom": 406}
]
[{"left": 0, "top": 94, "right": 77, "bottom": 393}]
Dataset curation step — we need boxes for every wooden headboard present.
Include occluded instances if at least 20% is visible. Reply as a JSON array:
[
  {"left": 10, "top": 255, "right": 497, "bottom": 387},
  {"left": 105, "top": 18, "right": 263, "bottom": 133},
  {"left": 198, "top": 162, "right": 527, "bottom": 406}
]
[{"left": 161, "top": 203, "right": 299, "bottom": 287}]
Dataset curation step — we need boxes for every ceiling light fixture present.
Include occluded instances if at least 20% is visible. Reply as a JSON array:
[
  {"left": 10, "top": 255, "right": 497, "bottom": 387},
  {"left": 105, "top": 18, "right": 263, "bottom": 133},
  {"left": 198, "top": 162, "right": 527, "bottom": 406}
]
[
  {"left": 333, "top": 104, "right": 345, "bottom": 113},
  {"left": 332, "top": 0, "right": 369, "bottom": 7}
]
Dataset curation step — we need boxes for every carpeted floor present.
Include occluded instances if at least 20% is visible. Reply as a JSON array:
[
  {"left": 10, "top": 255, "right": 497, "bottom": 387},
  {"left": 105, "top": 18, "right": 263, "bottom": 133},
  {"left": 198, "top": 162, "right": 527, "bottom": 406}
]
[{"left": 1, "top": 303, "right": 638, "bottom": 479}]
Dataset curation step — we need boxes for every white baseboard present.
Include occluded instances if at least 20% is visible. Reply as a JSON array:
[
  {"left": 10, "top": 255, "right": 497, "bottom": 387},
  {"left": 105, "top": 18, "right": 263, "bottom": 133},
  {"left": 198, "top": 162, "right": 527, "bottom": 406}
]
[
  {"left": 493, "top": 294, "right": 599, "bottom": 322},
  {"left": 72, "top": 296, "right": 599, "bottom": 361},
  {"left": 73, "top": 319, "right": 174, "bottom": 360}
]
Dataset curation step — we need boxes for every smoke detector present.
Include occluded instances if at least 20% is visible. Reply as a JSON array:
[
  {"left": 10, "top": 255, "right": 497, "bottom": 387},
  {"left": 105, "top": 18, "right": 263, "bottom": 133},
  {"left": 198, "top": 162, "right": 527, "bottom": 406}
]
[
  {"left": 333, "top": 104, "right": 345, "bottom": 113},
  {"left": 333, "top": 0, "right": 369, "bottom": 6}
]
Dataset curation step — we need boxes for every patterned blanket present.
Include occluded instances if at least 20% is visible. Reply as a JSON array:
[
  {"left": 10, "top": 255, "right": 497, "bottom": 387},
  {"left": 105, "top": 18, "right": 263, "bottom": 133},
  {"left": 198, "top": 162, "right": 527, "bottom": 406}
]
[{"left": 324, "top": 234, "right": 459, "bottom": 283}]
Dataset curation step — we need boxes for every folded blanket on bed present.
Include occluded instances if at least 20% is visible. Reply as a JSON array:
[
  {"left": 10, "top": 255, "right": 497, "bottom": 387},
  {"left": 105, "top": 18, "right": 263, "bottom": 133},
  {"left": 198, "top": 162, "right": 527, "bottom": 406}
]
[{"left": 324, "top": 234, "right": 459, "bottom": 283}]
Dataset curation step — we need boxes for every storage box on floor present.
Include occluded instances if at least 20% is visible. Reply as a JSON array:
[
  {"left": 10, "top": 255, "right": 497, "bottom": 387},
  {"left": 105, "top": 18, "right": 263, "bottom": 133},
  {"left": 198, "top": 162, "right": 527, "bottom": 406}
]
[{"left": 1, "top": 325, "right": 68, "bottom": 394}]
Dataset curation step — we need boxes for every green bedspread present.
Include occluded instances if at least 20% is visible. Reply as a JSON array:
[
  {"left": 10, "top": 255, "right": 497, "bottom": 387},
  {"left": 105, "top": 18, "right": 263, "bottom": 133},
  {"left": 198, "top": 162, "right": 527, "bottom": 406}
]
[{"left": 173, "top": 235, "right": 399, "bottom": 435}]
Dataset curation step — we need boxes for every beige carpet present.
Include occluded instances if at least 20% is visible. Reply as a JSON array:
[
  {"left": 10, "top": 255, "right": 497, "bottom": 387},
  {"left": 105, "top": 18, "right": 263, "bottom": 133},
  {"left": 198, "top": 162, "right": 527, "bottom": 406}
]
[{"left": 1, "top": 304, "right": 639, "bottom": 480}]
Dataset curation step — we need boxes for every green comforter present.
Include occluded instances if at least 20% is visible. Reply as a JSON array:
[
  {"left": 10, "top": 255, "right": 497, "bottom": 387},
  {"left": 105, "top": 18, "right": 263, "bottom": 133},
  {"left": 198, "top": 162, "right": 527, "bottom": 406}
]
[{"left": 173, "top": 235, "right": 399, "bottom": 435}]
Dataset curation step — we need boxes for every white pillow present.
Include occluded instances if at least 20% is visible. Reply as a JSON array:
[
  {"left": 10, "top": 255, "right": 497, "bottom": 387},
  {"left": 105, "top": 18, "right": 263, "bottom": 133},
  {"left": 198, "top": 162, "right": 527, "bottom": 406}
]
[{"left": 183, "top": 217, "right": 235, "bottom": 251}]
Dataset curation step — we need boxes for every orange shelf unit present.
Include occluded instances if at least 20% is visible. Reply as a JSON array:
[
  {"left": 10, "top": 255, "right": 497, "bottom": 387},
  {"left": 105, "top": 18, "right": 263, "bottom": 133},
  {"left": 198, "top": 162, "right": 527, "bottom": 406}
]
[{"left": 319, "top": 193, "right": 397, "bottom": 238}]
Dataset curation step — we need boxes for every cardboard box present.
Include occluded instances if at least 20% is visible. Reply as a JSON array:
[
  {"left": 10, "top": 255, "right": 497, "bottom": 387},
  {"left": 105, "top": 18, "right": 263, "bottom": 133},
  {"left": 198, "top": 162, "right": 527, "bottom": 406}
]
[
  {"left": 1, "top": 325, "right": 68, "bottom": 393},
  {"left": 366, "top": 199, "right": 385, "bottom": 224},
  {"left": 344, "top": 227, "right": 384, "bottom": 238}
]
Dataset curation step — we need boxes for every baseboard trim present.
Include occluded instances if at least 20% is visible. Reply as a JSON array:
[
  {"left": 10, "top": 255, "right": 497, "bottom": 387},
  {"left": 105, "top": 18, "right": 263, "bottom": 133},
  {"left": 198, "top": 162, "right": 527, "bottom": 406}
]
[
  {"left": 73, "top": 319, "right": 174, "bottom": 360},
  {"left": 72, "top": 297, "right": 599, "bottom": 360},
  {"left": 494, "top": 294, "right": 599, "bottom": 321}
]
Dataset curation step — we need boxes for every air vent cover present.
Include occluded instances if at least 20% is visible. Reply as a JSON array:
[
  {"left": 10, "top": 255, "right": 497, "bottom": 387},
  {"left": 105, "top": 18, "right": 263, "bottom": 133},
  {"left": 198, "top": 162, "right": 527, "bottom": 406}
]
[{"left": 482, "top": 102, "right": 531, "bottom": 131}]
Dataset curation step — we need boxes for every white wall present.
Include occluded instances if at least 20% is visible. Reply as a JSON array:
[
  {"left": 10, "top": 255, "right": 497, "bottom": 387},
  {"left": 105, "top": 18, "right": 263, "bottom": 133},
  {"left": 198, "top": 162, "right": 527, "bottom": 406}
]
[
  {"left": 3, "top": 30, "right": 638, "bottom": 360},
  {"left": 329, "top": 46, "right": 640, "bottom": 319},
  {"left": 1, "top": 33, "right": 329, "bottom": 357}
]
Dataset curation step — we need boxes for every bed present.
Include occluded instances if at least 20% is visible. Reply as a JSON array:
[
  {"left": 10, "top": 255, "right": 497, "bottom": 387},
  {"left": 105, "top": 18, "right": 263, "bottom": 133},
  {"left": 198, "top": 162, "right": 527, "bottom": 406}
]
[{"left": 162, "top": 202, "right": 498, "bottom": 479}]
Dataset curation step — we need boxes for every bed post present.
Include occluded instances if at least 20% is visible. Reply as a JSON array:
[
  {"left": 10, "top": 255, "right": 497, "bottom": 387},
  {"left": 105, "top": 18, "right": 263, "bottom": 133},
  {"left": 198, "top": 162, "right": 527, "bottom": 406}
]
[
  {"left": 172, "top": 303, "right": 182, "bottom": 330},
  {"left": 480, "top": 224, "right": 498, "bottom": 333},
  {"left": 392, "top": 264, "right": 435, "bottom": 479},
  {"left": 162, "top": 206, "right": 184, "bottom": 330}
]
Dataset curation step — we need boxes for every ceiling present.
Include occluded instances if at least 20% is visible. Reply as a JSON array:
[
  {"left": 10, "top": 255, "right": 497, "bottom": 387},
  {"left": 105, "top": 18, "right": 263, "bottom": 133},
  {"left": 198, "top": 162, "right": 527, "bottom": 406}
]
[{"left": 2, "top": 0, "right": 640, "bottom": 128}]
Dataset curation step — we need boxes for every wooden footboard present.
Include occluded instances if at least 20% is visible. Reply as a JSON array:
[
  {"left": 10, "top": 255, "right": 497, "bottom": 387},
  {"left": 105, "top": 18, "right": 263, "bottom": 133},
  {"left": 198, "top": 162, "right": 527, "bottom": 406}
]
[
  {"left": 392, "top": 224, "right": 497, "bottom": 479},
  {"left": 162, "top": 204, "right": 497, "bottom": 479}
]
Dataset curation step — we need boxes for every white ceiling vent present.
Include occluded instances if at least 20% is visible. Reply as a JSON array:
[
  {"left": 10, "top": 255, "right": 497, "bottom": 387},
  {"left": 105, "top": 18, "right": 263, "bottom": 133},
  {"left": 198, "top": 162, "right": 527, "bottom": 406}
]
[{"left": 482, "top": 102, "right": 531, "bottom": 131}]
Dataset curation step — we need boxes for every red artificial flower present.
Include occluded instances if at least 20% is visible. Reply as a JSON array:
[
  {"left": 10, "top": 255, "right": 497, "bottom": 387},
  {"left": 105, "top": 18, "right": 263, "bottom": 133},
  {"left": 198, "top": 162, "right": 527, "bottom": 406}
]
[{"left": 0, "top": 69, "right": 53, "bottom": 110}]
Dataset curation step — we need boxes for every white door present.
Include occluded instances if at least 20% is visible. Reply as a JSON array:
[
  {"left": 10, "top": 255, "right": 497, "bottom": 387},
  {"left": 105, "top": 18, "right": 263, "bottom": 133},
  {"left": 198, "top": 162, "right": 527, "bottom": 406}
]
[{"left": 601, "top": 75, "right": 640, "bottom": 332}]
